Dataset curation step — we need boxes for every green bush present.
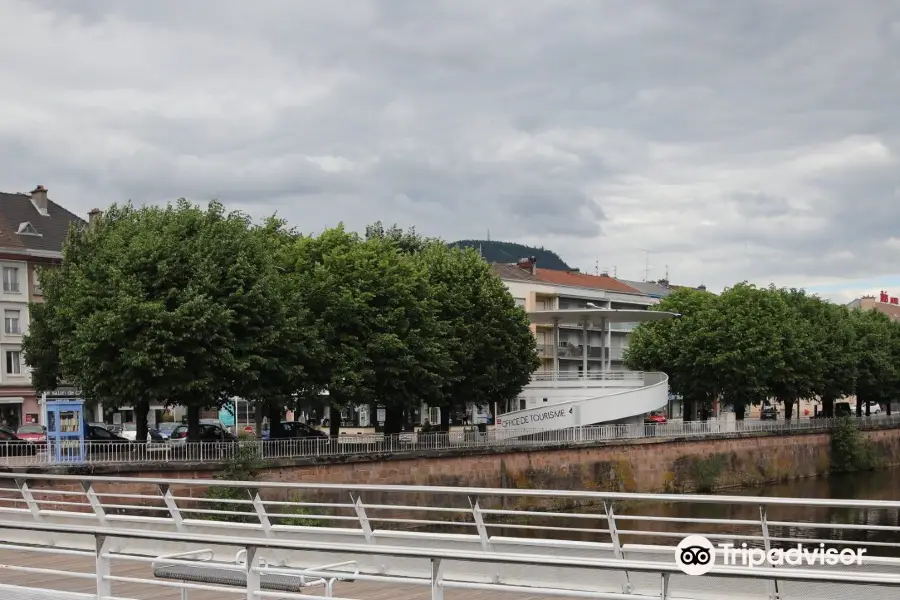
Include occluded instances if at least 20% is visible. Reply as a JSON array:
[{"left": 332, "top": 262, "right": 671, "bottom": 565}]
[
  {"left": 195, "top": 446, "right": 321, "bottom": 526},
  {"left": 830, "top": 417, "right": 881, "bottom": 473}
]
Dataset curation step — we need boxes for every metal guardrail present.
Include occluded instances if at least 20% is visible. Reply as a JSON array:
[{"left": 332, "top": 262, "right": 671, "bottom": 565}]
[
  {"left": 1, "top": 415, "right": 898, "bottom": 467},
  {"left": 0, "top": 473, "right": 898, "bottom": 598},
  {"left": 530, "top": 370, "right": 640, "bottom": 381}
]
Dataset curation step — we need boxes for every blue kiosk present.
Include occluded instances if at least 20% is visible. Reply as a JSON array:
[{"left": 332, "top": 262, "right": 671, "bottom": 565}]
[{"left": 44, "top": 396, "right": 86, "bottom": 463}]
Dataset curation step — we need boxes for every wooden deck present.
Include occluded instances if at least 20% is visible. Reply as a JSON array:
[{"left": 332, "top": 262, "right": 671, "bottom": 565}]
[{"left": 0, "top": 547, "right": 584, "bottom": 600}]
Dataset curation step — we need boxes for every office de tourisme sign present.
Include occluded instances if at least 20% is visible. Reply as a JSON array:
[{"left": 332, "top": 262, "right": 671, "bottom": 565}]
[{"left": 496, "top": 406, "right": 576, "bottom": 430}]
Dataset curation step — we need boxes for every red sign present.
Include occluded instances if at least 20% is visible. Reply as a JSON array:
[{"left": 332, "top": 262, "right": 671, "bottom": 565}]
[{"left": 878, "top": 291, "right": 898, "bottom": 304}]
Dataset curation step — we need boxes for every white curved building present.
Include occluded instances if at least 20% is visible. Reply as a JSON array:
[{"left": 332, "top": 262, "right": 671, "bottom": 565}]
[{"left": 496, "top": 307, "right": 678, "bottom": 435}]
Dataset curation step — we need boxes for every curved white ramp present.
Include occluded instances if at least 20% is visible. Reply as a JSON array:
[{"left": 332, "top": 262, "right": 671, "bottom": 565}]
[{"left": 495, "top": 371, "right": 669, "bottom": 436}]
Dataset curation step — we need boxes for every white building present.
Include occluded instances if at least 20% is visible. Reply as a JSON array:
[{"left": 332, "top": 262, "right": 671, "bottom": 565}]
[{"left": 490, "top": 258, "right": 678, "bottom": 433}]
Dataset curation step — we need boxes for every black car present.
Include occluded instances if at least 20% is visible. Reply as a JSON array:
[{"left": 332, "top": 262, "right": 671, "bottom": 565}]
[
  {"left": 150, "top": 422, "right": 180, "bottom": 443},
  {"left": 170, "top": 423, "right": 238, "bottom": 444},
  {"left": 86, "top": 424, "right": 131, "bottom": 444},
  {"left": 760, "top": 405, "right": 777, "bottom": 420},
  {"left": 268, "top": 421, "right": 328, "bottom": 440},
  {"left": 0, "top": 426, "right": 37, "bottom": 456}
]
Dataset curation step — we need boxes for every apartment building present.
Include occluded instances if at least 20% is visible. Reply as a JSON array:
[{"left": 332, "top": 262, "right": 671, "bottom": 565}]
[
  {"left": 492, "top": 258, "right": 656, "bottom": 376},
  {"left": 0, "top": 186, "right": 86, "bottom": 429}
]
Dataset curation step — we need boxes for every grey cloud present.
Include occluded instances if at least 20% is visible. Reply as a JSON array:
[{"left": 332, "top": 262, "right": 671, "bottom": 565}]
[{"left": 4, "top": 0, "right": 900, "bottom": 297}]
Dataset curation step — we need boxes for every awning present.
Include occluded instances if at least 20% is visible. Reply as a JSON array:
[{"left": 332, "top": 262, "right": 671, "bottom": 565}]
[{"left": 0, "top": 397, "right": 24, "bottom": 405}]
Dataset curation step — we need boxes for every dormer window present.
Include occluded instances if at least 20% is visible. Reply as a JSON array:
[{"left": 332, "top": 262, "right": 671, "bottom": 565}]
[{"left": 16, "top": 222, "right": 41, "bottom": 236}]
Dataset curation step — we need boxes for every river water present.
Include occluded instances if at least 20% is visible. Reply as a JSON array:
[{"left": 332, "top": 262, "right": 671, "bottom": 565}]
[{"left": 493, "top": 467, "right": 900, "bottom": 556}]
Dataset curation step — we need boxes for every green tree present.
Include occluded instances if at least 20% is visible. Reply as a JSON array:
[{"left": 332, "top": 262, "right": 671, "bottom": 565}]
[
  {"left": 767, "top": 287, "right": 825, "bottom": 421},
  {"left": 707, "top": 284, "right": 792, "bottom": 420},
  {"left": 366, "top": 224, "right": 540, "bottom": 430},
  {"left": 850, "top": 308, "right": 895, "bottom": 417},
  {"left": 232, "top": 218, "right": 328, "bottom": 439},
  {"left": 812, "top": 301, "right": 857, "bottom": 418},
  {"left": 625, "top": 288, "right": 718, "bottom": 421},
  {"left": 413, "top": 243, "right": 540, "bottom": 429},
  {"left": 23, "top": 200, "right": 299, "bottom": 442},
  {"left": 286, "top": 226, "right": 452, "bottom": 435}
]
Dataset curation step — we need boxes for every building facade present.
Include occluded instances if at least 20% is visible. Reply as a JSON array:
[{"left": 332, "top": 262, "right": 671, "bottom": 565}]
[
  {"left": 492, "top": 258, "right": 655, "bottom": 379},
  {"left": 0, "top": 186, "right": 86, "bottom": 429}
]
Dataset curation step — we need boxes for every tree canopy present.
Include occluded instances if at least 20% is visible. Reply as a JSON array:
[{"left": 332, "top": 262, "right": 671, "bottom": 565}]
[
  {"left": 626, "top": 283, "right": 896, "bottom": 420},
  {"left": 24, "top": 204, "right": 540, "bottom": 437}
]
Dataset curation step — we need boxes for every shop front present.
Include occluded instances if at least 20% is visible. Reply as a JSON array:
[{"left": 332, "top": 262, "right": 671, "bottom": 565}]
[{"left": 0, "top": 388, "right": 40, "bottom": 430}]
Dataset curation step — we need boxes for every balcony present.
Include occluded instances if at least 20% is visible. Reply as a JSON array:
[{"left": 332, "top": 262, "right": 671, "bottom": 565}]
[
  {"left": 536, "top": 345, "right": 624, "bottom": 360},
  {"left": 538, "top": 321, "right": 637, "bottom": 333}
]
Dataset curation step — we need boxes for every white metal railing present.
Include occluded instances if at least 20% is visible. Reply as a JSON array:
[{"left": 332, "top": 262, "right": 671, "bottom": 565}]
[
  {"left": 1, "top": 415, "right": 899, "bottom": 467},
  {"left": 0, "top": 473, "right": 898, "bottom": 599},
  {"left": 530, "top": 370, "right": 642, "bottom": 381}
]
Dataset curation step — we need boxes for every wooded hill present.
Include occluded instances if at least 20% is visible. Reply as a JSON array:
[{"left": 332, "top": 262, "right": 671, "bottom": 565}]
[{"left": 449, "top": 240, "right": 572, "bottom": 271}]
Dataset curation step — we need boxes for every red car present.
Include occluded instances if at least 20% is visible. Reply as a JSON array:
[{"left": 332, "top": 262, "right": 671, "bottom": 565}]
[
  {"left": 645, "top": 412, "right": 667, "bottom": 424},
  {"left": 16, "top": 424, "right": 46, "bottom": 446}
]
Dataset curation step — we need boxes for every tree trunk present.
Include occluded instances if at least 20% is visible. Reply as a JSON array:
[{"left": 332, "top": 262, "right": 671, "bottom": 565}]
[
  {"left": 439, "top": 406, "right": 451, "bottom": 433},
  {"left": 255, "top": 402, "right": 265, "bottom": 438},
  {"left": 784, "top": 398, "right": 794, "bottom": 421},
  {"left": 822, "top": 396, "right": 835, "bottom": 418},
  {"left": 187, "top": 404, "right": 201, "bottom": 441},
  {"left": 384, "top": 407, "right": 404, "bottom": 436},
  {"left": 328, "top": 401, "right": 341, "bottom": 438},
  {"left": 865, "top": 400, "right": 871, "bottom": 417},
  {"left": 734, "top": 402, "right": 746, "bottom": 421},
  {"left": 856, "top": 397, "right": 863, "bottom": 418},
  {"left": 135, "top": 402, "right": 150, "bottom": 444},
  {"left": 682, "top": 396, "right": 694, "bottom": 422}
]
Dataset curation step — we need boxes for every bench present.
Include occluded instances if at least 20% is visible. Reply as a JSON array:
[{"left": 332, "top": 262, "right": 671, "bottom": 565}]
[{"left": 152, "top": 548, "right": 357, "bottom": 598}]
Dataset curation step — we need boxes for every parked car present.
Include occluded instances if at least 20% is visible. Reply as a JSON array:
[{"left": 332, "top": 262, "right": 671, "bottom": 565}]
[
  {"left": 150, "top": 422, "right": 180, "bottom": 442},
  {"left": 16, "top": 424, "right": 46, "bottom": 446},
  {"left": 859, "top": 401, "right": 882, "bottom": 415},
  {"left": 760, "top": 405, "right": 777, "bottom": 420},
  {"left": 267, "top": 421, "right": 328, "bottom": 440},
  {"left": 0, "top": 426, "right": 37, "bottom": 456},
  {"left": 119, "top": 422, "right": 151, "bottom": 442},
  {"left": 169, "top": 423, "right": 238, "bottom": 444},
  {"left": 644, "top": 411, "right": 667, "bottom": 424}
]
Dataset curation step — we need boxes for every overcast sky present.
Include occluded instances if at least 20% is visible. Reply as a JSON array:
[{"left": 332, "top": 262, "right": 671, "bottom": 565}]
[{"left": 2, "top": 0, "right": 900, "bottom": 303}]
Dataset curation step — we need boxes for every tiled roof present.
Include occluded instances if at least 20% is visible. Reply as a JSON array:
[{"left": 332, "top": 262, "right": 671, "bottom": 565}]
[
  {"left": 491, "top": 262, "right": 644, "bottom": 295},
  {"left": 618, "top": 279, "right": 672, "bottom": 297},
  {"left": 533, "top": 268, "right": 644, "bottom": 294},
  {"left": 490, "top": 262, "right": 541, "bottom": 281},
  {"left": 0, "top": 190, "right": 86, "bottom": 254}
]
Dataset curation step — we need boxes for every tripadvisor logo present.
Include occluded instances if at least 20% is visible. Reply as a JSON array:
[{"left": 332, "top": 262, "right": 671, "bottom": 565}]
[{"left": 675, "top": 535, "right": 867, "bottom": 575}]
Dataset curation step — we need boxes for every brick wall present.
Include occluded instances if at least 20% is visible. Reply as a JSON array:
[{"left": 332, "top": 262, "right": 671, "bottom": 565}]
[{"left": 9, "top": 427, "right": 900, "bottom": 516}]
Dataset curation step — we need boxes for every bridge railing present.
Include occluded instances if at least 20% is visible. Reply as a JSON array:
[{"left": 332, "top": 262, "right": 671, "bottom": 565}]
[
  {"left": 0, "top": 473, "right": 898, "bottom": 599},
  {"left": 1, "top": 414, "right": 898, "bottom": 466}
]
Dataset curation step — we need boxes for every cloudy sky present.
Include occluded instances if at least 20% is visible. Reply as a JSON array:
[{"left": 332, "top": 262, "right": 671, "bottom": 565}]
[{"left": 2, "top": 0, "right": 900, "bottom": 303}]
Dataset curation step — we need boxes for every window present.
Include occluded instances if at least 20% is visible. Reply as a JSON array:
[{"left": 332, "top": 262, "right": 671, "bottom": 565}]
[
  {"left": 4, "top": 310, "right": 19, "bottom": 335},
  {"left": 514, "top": 297, "right": 526, "bottom": 308},
  {"left": 32, "top": 270, "right": 42, "bottom": 295},
  {"left": 2, "top": 268, "right": 18, "bottom": 293},
  {"left": 5, "top": 351, "right": 21, "bottom": 375}
]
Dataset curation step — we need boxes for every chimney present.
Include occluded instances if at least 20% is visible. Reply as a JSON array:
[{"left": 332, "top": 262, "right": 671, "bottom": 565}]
[
  {"left": 658, "top": 277, "right": 670, "bottom": 287},
  {"left": 30, "top": 185, "right": 49, "bottom": 216},
  {"left": 88, "top": 208, "right": 102, "bottom": 227},
  {"left": 516, "top": 256, "right": 537, "bottom": 275}
]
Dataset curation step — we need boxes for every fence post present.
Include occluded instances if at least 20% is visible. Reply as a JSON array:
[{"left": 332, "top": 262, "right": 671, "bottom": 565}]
[
  {"left": 96, "top": 535, "right": 111, "bottom": 600},
  {"left": 245, "top": 545, "right": 259, "bottom": 600}
]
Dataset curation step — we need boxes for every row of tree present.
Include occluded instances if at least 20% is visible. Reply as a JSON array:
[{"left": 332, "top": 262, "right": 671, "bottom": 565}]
[
  {"left": 23, "top": 200, "right": 540, "bottom": 440},
  {"left": 625, "top": 283, "right": 898, "bottom": 420}
]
